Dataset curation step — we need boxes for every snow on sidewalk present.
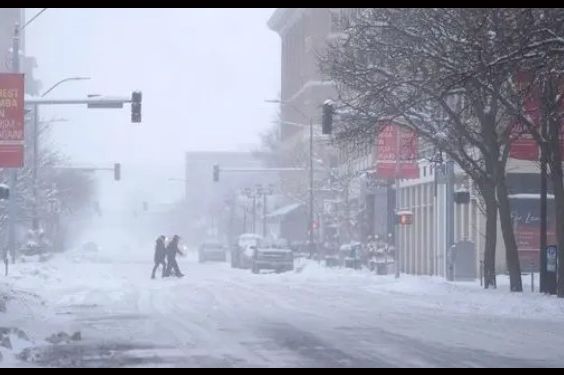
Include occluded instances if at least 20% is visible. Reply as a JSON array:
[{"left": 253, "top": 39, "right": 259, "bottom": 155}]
[{"left": 266, "top": 260, "right": 564, "bottom": 322}]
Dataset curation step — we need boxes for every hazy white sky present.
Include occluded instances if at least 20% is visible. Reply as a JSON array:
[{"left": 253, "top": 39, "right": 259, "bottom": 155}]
[{"left": 25, "top": 8, "right": 280, "bottom": 208}]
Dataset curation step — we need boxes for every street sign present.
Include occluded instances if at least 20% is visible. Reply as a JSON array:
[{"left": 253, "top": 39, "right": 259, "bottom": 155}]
[{"left": 0, "top": 74, "right": 25, "bottom": 168}]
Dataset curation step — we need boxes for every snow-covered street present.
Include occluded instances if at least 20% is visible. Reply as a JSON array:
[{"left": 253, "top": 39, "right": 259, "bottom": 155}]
[{"left": 2, "top": 234, "right": 564, "bottom": 368}]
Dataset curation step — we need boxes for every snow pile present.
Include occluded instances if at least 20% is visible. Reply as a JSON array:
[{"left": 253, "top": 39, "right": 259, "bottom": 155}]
[
  {"left": 256, "top": 260, "right": 564, "bottom": 322},
  {"left": 0, "top": 286, "right": 35, "bottom": 367},
  {"left": 365, "top": 274, "right": 564, "bottom": 321}
]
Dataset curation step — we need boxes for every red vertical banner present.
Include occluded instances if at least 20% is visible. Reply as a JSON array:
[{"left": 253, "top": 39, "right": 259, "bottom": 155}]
[
  {"left": 509, "top": 72, "right": 540, "bottom": 161},
  {"left": 374, "top": 123, "right": 419, "bottom": 179},
  {"left": 0, "top": 73, "right": 25, "bottom": 168},
  {"left": 509, "top": 119, "right": 539, "bottom": 161}
]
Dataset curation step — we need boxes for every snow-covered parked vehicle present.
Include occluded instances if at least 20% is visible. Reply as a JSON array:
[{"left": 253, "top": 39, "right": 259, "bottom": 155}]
[
  {"left": 251, "top": 246, "right": 294, "bottom": 274},
  {"left": 231, "top": 233, "right": 264, "bottom": 269}
]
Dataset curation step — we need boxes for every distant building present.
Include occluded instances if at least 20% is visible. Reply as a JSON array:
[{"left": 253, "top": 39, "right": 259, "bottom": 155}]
[{"left": 268, "top": 9, "right": 388, "bottom": 246}]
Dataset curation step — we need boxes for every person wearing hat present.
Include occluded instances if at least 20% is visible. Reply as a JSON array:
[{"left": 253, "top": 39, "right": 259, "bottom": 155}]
[
  {"left": 165, "top": 235, "right": 184, "bottom": 278},
  {"left": 151, "top": 235, "right": 168, "bottom": 279}
]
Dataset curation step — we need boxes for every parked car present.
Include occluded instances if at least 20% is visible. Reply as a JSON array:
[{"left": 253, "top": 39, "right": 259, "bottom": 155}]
[
  {"left": 251, "top": 246, "right": 294, "bottom": 274},
  {"left": 231, "top": 233, "right": 264, "bottom": 269},
  {"left": 198, "top": 241, "right": 227, "bottom": 263}
]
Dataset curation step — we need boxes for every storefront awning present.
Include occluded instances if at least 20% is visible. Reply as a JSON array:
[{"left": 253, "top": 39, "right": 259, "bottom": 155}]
[{"left": 266, "top": 203, "right": 304, "bottom": 219}]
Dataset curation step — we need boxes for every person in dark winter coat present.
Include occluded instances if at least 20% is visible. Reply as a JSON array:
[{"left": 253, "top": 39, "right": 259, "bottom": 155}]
[
  {"left": 151, "top": 235, "right": 167, "bottom": 279},
  {"left": 165, "top": 235, "right": 184, "bottom": 278}
]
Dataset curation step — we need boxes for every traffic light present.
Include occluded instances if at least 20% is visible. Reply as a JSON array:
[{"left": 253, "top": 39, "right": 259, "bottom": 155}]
[
  {"left": 322, "top": 101, "right": 334, "bottom": 135},
  {"left": 213, "top": 164, "right": 220, "bottom": 182},
  {"left": 131, "top": 91, "right": 142, "bottom": 123},
  {"left": 0, "top": 184, "right": 9, "bottom": 200},
  {"left": 114, "top": 163, "right": 121, "bottom": 181},
  {"left": 143, "top": 201, "right": 148, "bottom": 211}
]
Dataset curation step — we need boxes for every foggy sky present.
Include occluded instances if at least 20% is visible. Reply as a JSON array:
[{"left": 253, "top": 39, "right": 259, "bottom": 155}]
[{"left": 25, "top": 8, "right": 280, "bottom": 210}]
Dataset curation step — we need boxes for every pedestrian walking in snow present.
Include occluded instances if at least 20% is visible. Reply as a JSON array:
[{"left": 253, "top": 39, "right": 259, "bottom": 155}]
[
  {"left": 165, "top": 235, "right": 184, "bottom": 278},
  {"left": 151, "top": 235, "right": 167, "bottom": 279}
]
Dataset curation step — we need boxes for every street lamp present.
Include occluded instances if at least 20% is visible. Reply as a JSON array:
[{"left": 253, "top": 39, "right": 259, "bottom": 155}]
[
  {"left": 265, "top": 99, "right": 315, "bottom": 258},
  {"left": 41, "top": 77, "right": 91, "bottom": 98},
  {"left": 31, "top": 77, "right": 91, "bottom": 231}
]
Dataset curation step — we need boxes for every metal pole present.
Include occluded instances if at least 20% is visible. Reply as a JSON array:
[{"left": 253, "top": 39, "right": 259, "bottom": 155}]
[
  {"left": 252, "top": 195, "right": 257, "bottom": 234},
  {"left": 262, "top": 193, "right": 267, "bottom": 238},
  {"left": 243, "top": 207, "right": 247, "bottom": 233},
  {"left": 309, "top": 118, "right": 314, "bottom": 258},
  {"left": 531, "top": 259, "right": 535, "bottom": 293},
  {"left": 32, "top": 104, "right": 39, "bottom": 231},
  {"left": 395, "top": 125, "right": 400, "bottom": 279},
  {"left": 540, "top": 140, "right": 548, "bottom": 293},
  {"left": 8, "top": 24, "right": 21, "bottom": 265},
  {"left": 445, "top": 160, "right": 455, "bottom": 281}
]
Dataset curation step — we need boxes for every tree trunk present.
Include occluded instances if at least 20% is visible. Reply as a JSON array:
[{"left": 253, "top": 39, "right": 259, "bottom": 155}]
[
  {"left": 482, "top": 186, "right": 498, "bottom": 289},
  {"left": 496, "top": 171, "right": 523, "bottom": 292},
  {"left": 547, "top": 109, "right": 564, "bottom": 298}
]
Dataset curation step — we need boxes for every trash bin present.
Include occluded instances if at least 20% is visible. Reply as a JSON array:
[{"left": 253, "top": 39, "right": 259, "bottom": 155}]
[
  {"left": 448, "top": 241, "right": 477, "bottom": 281},
  {"left": 376, "top": 263, "right": 387, "bottom": 275}
]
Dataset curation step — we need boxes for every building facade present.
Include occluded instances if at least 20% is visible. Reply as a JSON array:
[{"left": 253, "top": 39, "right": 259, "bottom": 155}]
[
  {"left": 269, "top": 8, "right": 550, "bottom": 279},
  {"left": 268, "top": 9, "right": 389, "bottom": 246}
]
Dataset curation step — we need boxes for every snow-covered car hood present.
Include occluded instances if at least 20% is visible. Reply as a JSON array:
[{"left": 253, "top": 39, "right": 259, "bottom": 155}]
[{"left": 256, "top": 248, "right": 292, "bottom": 254}]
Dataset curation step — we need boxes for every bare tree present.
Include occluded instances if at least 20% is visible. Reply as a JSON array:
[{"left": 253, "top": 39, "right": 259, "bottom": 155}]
[
  {"left": 474, "top": 8, "right": 564, "bottom": 295},
  {"left": 321, "top": 8, "right": 538, "bottom": 291}
]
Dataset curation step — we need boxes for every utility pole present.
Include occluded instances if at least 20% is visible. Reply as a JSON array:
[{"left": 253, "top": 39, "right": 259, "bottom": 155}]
[{"left": 8, "top": 23, "right": 21, "bottom": 264}]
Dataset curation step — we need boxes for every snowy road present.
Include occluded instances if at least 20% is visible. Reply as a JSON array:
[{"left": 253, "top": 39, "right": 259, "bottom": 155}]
[{"left": 3, "top": 245, "right": 564, "bottom": 368}]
